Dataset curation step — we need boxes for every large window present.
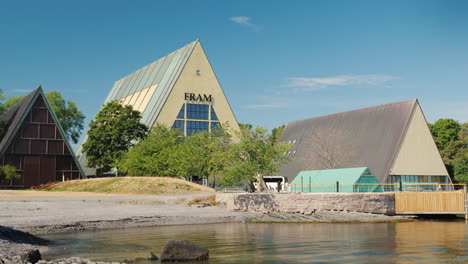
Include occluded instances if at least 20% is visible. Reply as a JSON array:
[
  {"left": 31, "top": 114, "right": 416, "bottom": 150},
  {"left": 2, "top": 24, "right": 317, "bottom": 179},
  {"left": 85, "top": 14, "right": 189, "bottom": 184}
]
[{"left": 171, "top": 103, "right": 220, "bottom": 135}]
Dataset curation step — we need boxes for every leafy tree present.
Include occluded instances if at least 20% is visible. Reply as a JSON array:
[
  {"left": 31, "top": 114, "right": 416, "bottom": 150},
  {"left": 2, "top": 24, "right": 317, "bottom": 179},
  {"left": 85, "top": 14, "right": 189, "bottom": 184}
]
[
  {"left": 454, "top": 156, "right": 468, "bottom": 183},
  {"left": 4, "top": 91, "right": 85, "bottom": 144},
  {"left": 429, "top": 119, "right": 461, "bottom": 150},
  {"left": 440, "top": 140, "right": 468, "bottom": 165},
  {"left": 459, "top": 123, "right": 468, "bottom": 141},
  {"left": 83, "top": 101, "right": 148, "bottom": 176},
  {"left": 47, "top": 91, "right": 85, "bottom": 144},
  {"left": 0, "top": 90, "right": 7, "bottom": 137},
  {"left": 117, "top": 124, "right": 182, "bottom": 176},
  {"left": 118, "top": 123, "right": 232, "bottom": 186},
  {"left": 223, "top": 126, "right": 291, "bottom": 191},
  {"left": 3, "top": 96, "right": 23, "bottom": 110},
  {"left": 270, "top": 125, "right": 285, "bottom": 146},
  {"left": 0, "top": 165, "right": 20, "bottom": 182}
]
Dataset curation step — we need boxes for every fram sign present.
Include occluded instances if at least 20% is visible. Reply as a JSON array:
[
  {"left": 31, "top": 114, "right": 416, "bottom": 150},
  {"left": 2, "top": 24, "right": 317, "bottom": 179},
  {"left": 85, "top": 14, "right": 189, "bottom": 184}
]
[{"left": 184, "top": 93, "right": 212, "bottom": 102}]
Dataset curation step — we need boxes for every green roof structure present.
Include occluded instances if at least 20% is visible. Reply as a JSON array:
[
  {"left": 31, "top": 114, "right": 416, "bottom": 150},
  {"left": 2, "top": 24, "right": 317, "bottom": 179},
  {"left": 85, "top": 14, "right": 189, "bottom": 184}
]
[{"left": 291, "top": 167, "right": 381, "bottom": 193}]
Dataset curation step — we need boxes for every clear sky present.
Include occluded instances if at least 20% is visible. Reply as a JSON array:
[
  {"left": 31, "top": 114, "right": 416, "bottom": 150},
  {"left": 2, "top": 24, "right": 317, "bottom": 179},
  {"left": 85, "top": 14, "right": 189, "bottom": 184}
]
[{"left": 1, "top": 0, "right": 467, "bottom": 146}]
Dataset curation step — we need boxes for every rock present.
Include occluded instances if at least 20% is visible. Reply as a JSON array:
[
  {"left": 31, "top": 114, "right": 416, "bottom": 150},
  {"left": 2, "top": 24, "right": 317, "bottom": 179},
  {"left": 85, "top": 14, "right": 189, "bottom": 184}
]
[
  {"left": 0, "top": 226, "right": 49, "bottom": 246},
  {"left": 148, "top": 252, "right": 159, "bottom": 260},
  {"left": 20, "top": 249, "right": 41, "bottom": 264},
  {"left": 161, "top": 240, "right": 209, "bottom": 262}
]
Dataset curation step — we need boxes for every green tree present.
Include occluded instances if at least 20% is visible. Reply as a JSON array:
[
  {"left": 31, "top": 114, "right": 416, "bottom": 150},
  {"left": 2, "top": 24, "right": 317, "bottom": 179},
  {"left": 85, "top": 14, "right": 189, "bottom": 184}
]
[
  {"left": 270, "top": 125, "right": 285, "bottom": 146},
  {"left": 4, "top": 91, "right": 85, "bottom": 144},
  {"left": 429, "top": 119, "right": 461, "bottom": 150},
  {"left": 223, "top": 126, "right": 291, "bottom": 191},
  {"left": 458, "top": 123, "right": 468, "bottom": 141},
  {"left": 83, "top": 101, "right": 148, "bottom": 176},
  {"left": 117, "top": 124, "right": 182, "bottom": 176},
  {"left": 3, "top": 96, "right": 23, "bottom": 110},
  {"left": 0, "top": 165, "right": 20, "bottom": 183},
  {"left": 454, "top": 156, "right": 468, "bottom": 183},
  {"left": 118, "top": 123, "right": 232, "bottom": 186},
  {"left": 0, "top": 90, "right": 7, "bottom": 137}
]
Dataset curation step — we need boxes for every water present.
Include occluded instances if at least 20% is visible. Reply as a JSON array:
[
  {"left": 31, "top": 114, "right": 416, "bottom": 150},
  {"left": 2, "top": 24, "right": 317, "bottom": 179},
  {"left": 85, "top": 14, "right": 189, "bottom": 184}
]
[{"left": 42, "top": 221, "right": 468, "bottom": 263}]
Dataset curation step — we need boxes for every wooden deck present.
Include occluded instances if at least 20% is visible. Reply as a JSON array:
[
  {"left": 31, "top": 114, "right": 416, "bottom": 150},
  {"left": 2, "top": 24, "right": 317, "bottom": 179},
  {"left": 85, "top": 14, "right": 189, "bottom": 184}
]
[{"left": 395, "top": 191, "right": 466, "bottom": 215}]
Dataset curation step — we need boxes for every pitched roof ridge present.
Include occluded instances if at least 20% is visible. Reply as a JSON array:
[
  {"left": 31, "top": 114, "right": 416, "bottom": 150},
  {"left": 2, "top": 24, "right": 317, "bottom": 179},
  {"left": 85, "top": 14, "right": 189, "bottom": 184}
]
[
  {"left": 114, "top": 40, "right": 199, "bottom": 84},
  {"left": 0, "top": 86, "right": 42, "bottom": 157},
  {"left": 287, "top": 99, "right": 417, "bottom": 126}
]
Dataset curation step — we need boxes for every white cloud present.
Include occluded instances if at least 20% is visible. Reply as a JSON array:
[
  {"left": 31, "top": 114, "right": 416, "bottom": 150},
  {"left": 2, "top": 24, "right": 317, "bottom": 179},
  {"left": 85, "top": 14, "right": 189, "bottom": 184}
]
[
  {"left": 229, "top": 16, "right": 260, "bottom": 30},
  {"left": 286, "top": 74, "right": 396, "bottom": 90},
  {"left": 230, "top": 16, "right": 251, "bottom": 25}
]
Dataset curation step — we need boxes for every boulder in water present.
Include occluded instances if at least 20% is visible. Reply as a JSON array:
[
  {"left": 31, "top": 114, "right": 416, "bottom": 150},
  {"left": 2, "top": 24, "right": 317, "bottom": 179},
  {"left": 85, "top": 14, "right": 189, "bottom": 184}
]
[
  {"left": 20, "top": 249, "right": 41, "bottom": 264},
  {"left": 161, "top": 240, "right": 208, "bottom": 262}
]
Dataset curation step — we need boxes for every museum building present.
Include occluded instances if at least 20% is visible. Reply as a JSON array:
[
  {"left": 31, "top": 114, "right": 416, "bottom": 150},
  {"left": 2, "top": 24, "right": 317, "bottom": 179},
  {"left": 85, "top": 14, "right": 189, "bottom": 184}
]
[
  {"left": 76, "top": 40, "right": 239, "bottom": 176},
  {"left": 279, "top": 99, "right": 451, "bottom": 185}
]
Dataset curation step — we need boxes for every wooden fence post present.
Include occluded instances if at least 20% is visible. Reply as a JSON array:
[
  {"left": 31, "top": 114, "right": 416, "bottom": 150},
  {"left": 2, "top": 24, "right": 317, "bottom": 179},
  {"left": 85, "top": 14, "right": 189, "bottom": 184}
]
[{"left": 464, "top": 185, "right": 468, "bottom": 220}]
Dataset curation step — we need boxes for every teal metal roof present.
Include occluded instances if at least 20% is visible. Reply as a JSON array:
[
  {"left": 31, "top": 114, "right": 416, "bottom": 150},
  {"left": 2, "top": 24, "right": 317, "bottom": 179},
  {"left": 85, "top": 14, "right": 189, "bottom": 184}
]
[{"left": 293, "top": 167, "right": 374, "bottom": 184}]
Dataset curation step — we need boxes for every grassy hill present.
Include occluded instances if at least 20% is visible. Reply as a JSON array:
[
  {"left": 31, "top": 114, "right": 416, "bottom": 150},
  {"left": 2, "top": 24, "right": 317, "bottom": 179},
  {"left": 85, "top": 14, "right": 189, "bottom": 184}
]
[{"left": 35, "top": 177, "right": 214, "bottom": 195}]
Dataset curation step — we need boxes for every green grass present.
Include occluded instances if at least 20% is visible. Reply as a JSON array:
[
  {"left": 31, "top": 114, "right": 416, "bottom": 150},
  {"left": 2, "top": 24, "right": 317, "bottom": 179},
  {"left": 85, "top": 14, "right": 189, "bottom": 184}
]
[{"left": 35, "top": 176, "right": 215, "bottom": 195}]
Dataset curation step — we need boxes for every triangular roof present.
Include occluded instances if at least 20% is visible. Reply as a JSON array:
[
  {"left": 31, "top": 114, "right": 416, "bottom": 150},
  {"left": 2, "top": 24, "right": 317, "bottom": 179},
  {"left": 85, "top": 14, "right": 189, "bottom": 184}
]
[
  {"left": 105, "top": 40, "right": 198, "bottom": 126},
  {"left": 76, "top": 40, "right": 240, "bottom": 176},
  {"left": 280, "top": 99, "right": 418, "bottom": 183},
  {"left": 293, "top": 167, "right": 374, "bottom": 184},
  {"left": 0, "top": 86, "right": 85, "bottom": 176},
  {"left": 75, "top": 40, "right": 198, "bottom": 167}
]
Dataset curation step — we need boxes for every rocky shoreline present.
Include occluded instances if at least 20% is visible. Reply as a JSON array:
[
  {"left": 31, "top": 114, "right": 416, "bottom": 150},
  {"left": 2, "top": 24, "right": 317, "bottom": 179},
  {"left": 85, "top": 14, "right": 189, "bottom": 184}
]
[{"left": 0, "top": 191, "right": 416, "bottom": 263}]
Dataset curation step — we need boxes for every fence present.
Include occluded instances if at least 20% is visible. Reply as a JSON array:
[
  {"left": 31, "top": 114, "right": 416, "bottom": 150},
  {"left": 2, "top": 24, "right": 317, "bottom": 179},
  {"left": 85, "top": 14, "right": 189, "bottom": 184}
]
[
  {"left": 288, "top": 183, "right": 465, "bottom": 193},
  {"left": 395, "top": 191, "right": 466, "bottom": 214}
]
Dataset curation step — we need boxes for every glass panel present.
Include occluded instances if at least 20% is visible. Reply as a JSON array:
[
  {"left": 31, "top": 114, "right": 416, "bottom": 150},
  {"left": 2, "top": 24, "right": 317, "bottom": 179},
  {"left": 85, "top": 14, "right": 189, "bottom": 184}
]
[
  {"left": 211, "top": 106, "right": 218, "bottom": 121},
  {"left": 187, "top": 121, "right": 209, "bottom": 135},
  {"left": 171, "top": 120, "right": 184, "bottom": 133},
  {"left": 177, "top": 104, "right": 185, "bottom": 118},
  {"left": 187, "top": 104, "right": 209, "bottom": 120}
]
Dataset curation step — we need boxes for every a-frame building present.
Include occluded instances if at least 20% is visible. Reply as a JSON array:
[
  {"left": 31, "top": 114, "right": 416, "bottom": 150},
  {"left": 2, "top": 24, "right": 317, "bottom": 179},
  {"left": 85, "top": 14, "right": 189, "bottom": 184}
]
[
  {"left": 0, "top": 87, "right": 84, "bottom": 187},
  {"left": 76, "top": 40, "right": 239, "bottom": 176},
  {"left": 280, "top": 99, "right": 450, "bottom": 185}
]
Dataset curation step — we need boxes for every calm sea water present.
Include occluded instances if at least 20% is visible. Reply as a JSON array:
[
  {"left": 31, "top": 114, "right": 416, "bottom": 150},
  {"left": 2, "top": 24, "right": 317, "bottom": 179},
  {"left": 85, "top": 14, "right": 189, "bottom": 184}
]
[{"left": 42, "top": 221, "right": 468, "bottom": 263}]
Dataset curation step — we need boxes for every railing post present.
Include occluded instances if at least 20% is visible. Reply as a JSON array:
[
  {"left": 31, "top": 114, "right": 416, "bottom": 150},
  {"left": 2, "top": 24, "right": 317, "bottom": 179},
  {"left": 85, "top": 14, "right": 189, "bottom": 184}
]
[
  {"left": 399, "top": 181, "right": 403, "bottom": 192},
  {"left": 464, "top": 185, "right": 468, "bottom": 220},
  {"left": 309, "top": 176, "right": 312, "bottom": 192},
  {"left": 336, "top": 181, "right": 339, "bottom": 193},
  {"left": 301, "top": 176, "right": 303, "bottom": 193}
]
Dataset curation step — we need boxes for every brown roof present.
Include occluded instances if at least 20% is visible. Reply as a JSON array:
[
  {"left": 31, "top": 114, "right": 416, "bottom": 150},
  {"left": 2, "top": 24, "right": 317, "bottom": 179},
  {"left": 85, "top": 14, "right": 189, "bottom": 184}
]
[{"left": 279, "top": 99, "right": 417, "bottom": 183}]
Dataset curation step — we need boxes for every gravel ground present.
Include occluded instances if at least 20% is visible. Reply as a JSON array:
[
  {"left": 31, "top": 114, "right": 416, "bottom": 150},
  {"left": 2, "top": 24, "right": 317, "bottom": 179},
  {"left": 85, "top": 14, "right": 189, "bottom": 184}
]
[{"left": 0, "top": 191, "right": 243, "bottom": 234}]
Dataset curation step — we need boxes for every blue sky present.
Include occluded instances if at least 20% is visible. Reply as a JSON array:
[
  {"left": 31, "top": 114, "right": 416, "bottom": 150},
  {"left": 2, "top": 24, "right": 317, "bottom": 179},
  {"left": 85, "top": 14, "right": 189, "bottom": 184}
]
[{"left": 1, "top": 0, "right": 467, "bottom": 146}]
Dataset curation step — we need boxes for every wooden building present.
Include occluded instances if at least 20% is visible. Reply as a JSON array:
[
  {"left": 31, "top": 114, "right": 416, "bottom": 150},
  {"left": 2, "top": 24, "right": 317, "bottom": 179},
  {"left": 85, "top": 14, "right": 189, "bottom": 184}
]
[{"left": 0, "top": 87, "right": 84, "bottom": 187}]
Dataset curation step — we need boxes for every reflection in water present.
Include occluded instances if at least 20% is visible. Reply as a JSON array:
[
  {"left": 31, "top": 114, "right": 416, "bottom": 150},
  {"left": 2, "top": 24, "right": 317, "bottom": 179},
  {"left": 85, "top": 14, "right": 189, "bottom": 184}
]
[{"left": 42, "top": 221, "right": 468, "bottom": 264}]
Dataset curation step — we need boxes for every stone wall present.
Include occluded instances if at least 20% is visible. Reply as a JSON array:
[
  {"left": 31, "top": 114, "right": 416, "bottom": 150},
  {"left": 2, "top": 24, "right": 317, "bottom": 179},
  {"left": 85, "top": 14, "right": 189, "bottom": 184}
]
[{"left": 218, "top": 193, "right": 395, "bottom": 215}]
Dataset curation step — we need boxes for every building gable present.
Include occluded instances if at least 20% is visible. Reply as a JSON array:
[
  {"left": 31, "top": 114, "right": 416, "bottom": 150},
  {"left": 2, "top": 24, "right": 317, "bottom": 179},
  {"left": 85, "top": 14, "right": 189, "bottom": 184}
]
[
  {"left": 155, "top": 41, "right": 239, "bottom": 134},
  {"left": 389, "top": 102, "right": 448, "bottom": 178},
  {"left": 0, "top": 87, "right": 84, "bottom": 187}
]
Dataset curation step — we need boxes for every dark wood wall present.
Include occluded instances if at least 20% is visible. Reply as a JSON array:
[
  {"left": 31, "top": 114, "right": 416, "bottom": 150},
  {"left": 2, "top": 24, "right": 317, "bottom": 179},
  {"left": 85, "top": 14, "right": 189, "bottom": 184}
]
[{"left": 0, "top": 96, "right": 81, "bottom": 187}]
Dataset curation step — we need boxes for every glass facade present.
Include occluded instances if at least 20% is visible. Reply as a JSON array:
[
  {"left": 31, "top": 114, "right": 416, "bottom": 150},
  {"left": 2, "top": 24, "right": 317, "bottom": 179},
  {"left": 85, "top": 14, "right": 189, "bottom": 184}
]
[
  {"left": 386, "top": 175, "right": 449, "bottom": 184},
  {"left": 187, "top": 104, "right": 209, "bottom": 120},
  {"left": 176, "top": 105, "right": 184, "bottom": 118},
  {"left": 211, "top": 106, "right": 218, "bottom": 120},
  {"left": 171, "top": 103, "right": 220, "bottom": 136},
  {"left": 187, "top": 121, "right": 209, "bottom": 135}
]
